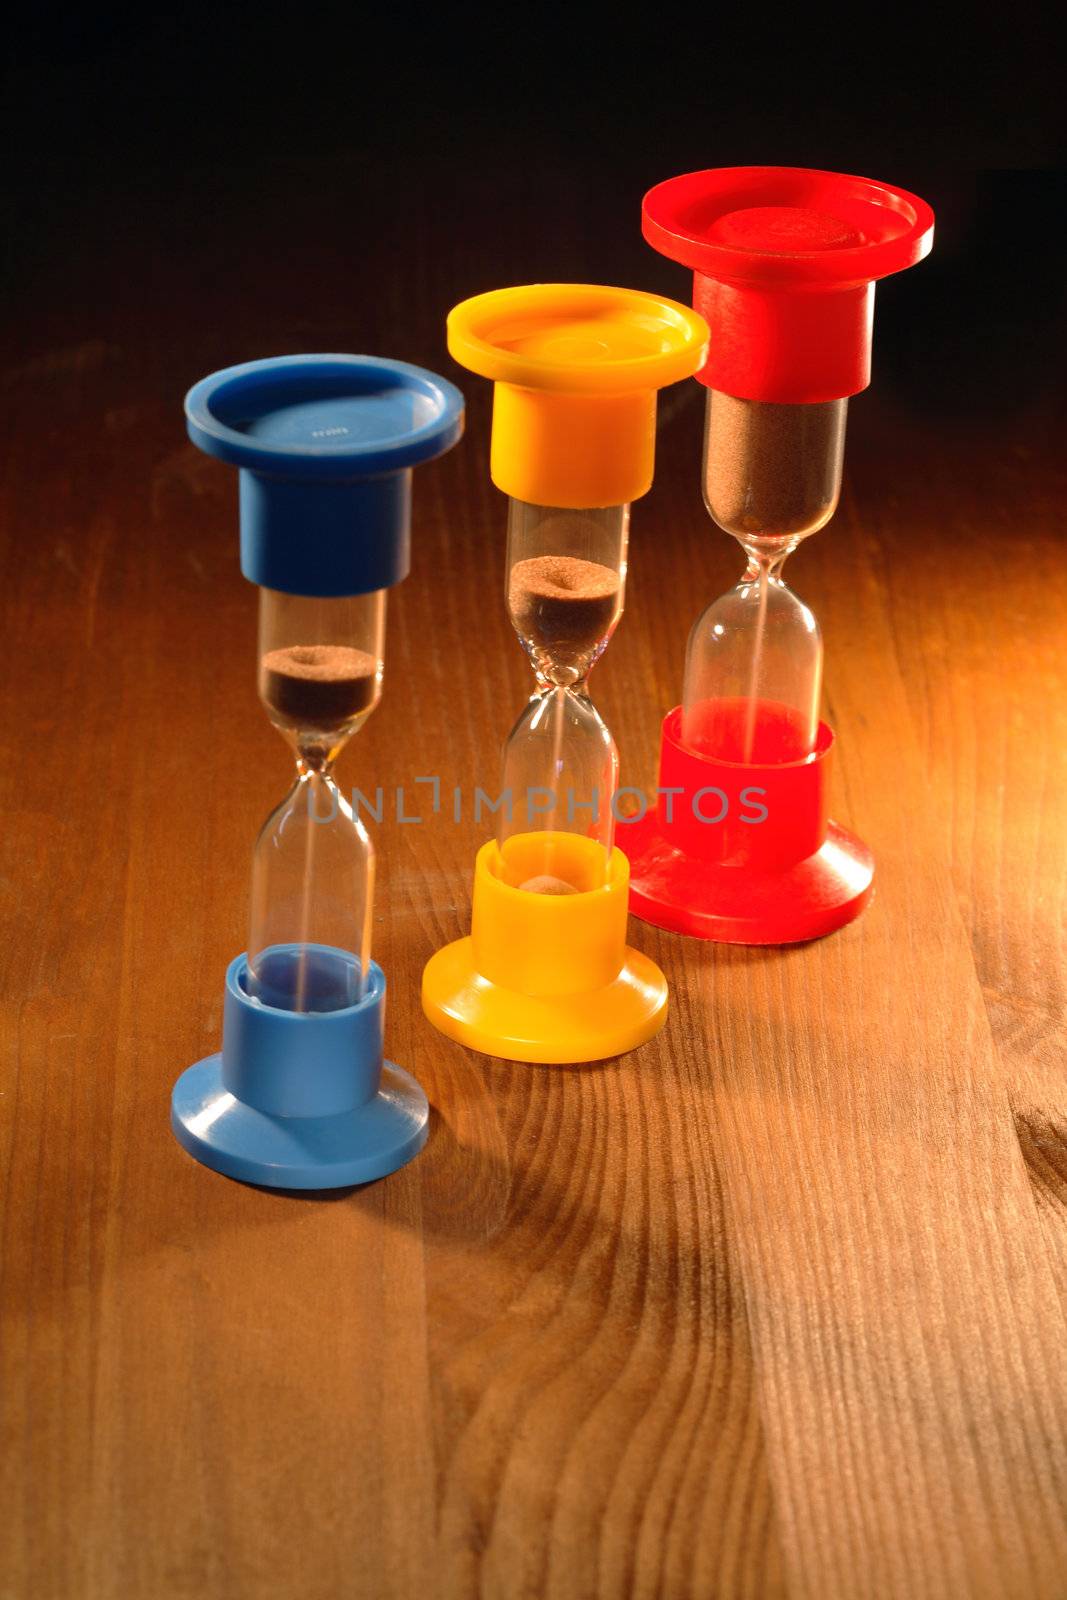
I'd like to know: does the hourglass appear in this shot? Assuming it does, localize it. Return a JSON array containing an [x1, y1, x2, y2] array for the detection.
[[422, 284, 708, 1061], [621, 167, 934, 942], [171, 354, 464, 1187]]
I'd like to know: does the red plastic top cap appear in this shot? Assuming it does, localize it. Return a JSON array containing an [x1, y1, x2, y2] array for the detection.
[[642, 167, 934, 402]]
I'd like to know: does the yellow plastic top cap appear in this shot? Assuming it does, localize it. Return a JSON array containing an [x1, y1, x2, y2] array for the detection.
[[447, 284, 709, 508]]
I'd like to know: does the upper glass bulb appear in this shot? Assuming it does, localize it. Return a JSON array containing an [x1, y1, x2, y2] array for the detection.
[[257, 587, 385, 769], [703, 390, 847, 550], [506, 500, 627, 688]]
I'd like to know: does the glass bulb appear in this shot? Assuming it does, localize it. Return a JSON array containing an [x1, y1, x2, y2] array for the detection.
[[246, 771, 373, 1012], [257, 587, 385, 768], [497, 687, 618, 890], [506, 499, 627, 688], [681, 563, 821, 762], [703, 390, 847, 552]]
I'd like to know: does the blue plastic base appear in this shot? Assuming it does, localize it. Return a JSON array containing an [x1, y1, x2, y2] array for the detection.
[[171, 1053, 428, 1189], [171, 951, 429, 1190]]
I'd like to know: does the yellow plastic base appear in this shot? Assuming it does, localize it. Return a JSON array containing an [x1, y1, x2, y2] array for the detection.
[[421, 835, 669, 1064], [422, 937, 668, 1064]]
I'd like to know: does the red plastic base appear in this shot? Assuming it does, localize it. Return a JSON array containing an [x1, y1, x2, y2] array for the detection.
[[617, 706, 874, 944], [620, 811, 873, 944]]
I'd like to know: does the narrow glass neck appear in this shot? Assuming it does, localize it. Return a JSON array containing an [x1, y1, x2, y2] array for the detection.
[[295, 756, 338, 785], [532, 667, 591, 695], [741, 548, 789, 585], [296, 750, 341, 780]]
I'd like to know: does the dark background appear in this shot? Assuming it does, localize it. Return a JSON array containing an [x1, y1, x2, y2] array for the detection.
[[3, 8, 1064, 440]]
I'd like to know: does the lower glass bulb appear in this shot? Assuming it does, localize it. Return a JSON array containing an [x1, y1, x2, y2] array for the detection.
[[497, 686, 618, 891], [246, 770, 373, 1013], [681, 566, 821, 762]]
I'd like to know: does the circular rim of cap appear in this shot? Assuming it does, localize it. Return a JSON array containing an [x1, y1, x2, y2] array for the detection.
[[446, 284, 710, 394], [642, 166, 935, 287], [184, 354, 465, 479]]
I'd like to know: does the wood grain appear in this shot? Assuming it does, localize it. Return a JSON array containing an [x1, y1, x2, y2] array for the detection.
[[857, 412, 1067, 1279], [1, 178, 1065, 1599]]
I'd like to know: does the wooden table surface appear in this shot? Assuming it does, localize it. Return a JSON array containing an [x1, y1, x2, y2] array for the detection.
[[1, 166, 1066, 1600]]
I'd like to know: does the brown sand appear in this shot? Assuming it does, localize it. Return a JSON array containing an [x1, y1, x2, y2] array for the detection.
[[517, 873, 579, 895], [261, 645, 378, 729], [509, 555, 620, 658], [705, 394, 844, 539]]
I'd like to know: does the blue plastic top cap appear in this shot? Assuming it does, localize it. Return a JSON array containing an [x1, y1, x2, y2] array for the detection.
[[184, 354, 465, 597]]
